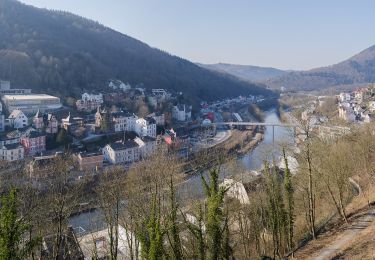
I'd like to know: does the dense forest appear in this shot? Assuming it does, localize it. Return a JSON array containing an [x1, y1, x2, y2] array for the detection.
[[0, 0, 273, 105]]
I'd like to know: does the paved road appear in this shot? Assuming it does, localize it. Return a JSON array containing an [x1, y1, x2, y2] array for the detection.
[[313, 207, 375, 260], [203, 129, 232, 148]]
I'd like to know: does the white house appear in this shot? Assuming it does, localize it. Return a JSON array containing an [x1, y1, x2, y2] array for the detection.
[[0, 114, 4, 132], [108, 80, 131, 91], [77, 225, 139, 259], [135, 118, 156, 138], [134, 136, 157, 159], [368, 101, 375, 111], [111, 112, 128, 132], [338, 106, 355, 122], [0, 143, 24, 162], [148, 112, 165, 126], [172, 104, 192, 122], [339, 93, 352, 102], [124, 114, 138, 132], [81, 93, 103, 103], [102, 140, 140, 164], [8, 109, 28, 129]]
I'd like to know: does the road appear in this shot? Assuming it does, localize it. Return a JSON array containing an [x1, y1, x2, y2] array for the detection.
[[198, 129, 232, 149], [312, 207, 375, 260]]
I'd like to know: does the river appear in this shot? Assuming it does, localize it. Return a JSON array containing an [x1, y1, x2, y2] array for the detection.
[[178, 110, 294, 200], [69, 110, 294, 230]]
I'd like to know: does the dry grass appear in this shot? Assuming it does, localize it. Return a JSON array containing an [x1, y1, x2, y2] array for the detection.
[[293, 173, 375, 259]]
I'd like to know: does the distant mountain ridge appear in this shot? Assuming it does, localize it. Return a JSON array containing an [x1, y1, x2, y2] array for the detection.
[[198, 63, 287, 82], [266, 45, 375, 91], [0, 0, 273, 105]]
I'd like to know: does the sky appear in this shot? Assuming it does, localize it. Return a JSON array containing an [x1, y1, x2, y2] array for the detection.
[[19, 0, 375, 70]]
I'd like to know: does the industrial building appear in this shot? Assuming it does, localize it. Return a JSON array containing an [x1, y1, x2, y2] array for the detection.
[[2, 94, 62, 114]]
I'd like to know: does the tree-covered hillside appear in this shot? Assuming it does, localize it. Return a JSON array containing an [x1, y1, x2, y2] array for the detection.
[[0, 0, 273, 104]]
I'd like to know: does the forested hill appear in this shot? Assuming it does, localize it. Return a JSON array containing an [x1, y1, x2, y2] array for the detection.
[[198, 63, 287, 82], [0, 0, 273, 104], [267, 45, 375, 91]]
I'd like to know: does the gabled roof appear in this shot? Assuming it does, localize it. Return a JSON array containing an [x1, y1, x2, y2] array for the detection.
[[26, 131, 46, 139], [8, 109, 26, 119], [34, 109, 42, 118]]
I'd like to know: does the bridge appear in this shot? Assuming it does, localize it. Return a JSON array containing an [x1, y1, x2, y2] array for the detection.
[[211, 122, 296, 127], [208, 121, 298, 143]]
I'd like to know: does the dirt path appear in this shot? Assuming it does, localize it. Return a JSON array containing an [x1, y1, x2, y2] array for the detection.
[[310, 208, 375, 260]]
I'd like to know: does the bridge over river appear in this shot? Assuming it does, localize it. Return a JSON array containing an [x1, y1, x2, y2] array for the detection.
[[210, 121, 297, 142]]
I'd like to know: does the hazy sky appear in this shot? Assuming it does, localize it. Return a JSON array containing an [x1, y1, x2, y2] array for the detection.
[[19, 0, 375, 70]]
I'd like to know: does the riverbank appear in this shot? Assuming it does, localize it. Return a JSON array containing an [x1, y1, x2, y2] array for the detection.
[[217, 127, 264, 156]]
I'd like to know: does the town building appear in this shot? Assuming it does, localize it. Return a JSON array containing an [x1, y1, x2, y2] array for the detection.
[[0, 80, 31, 95], [108, 79, 131, 91], [8, 109, 28, 129], [102, 140, 140, 164], [135, 118, 157, 138], [2, 94, 62, 114], [95, 108, 113, 131], [0, 114, 4, 132], [318, 125, 351, 140], [77, 225, 138, 259], [20, 131, 46, 156], [111, 111, 128, 132], [148, 112, 165, 126], [0, 136, 20, 148], [151, 89, 171, 100], [338, 106, 355, 122], [33, 110, 58, 133], [0, 143, 24, 162], [172, 104, 192, 122], [134, 136, 157, 159], [61, 113, 83, 133], [76, 93, 103, 112], [76, 152, 104, 172], [124, 114, 138, 132], [339, 93, 352, 103]]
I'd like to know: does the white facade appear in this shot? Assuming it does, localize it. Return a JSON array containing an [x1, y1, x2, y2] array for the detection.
[[81, 93, 103, 103], [8, 109, 28, 129], [0, 144, 24, 162], [111, 112, 133, 132], [134, 137, 157, 159], [102, 141, 140, 164], [148, 113, 165, 126], [124, 114, 138, 132], [2, 94, 62, 114], [135, 118, 156, 138], [0, 114, 4, 132], [172, 104, 192, 122], [77, 225, 139, 259], [339, 93, 351, 102], [108, 80, 131, 91], [338, 106, 355, 122]]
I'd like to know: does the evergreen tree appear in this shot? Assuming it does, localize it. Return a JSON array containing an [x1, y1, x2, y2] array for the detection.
[[138, 191, 165, 260], [167, 177, 182, 259], [264, 163, 287, 258], [201, 169, 229, 260], [0, 189, 39, 260]]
